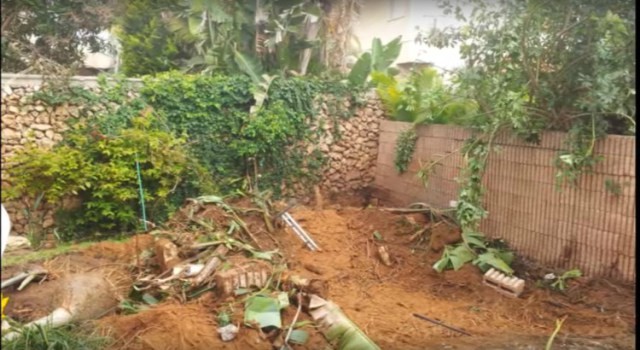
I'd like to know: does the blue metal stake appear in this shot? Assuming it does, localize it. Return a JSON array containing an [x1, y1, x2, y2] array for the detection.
[[135, 153, 148, 231]]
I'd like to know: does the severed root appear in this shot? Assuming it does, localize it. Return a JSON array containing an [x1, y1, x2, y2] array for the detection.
[[1, 267, 47, 290], [191, 245, 229, 287], [281, 274, 327, 297]]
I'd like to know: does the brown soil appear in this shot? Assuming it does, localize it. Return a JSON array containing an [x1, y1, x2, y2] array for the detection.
[[2, 234, 152, 322], [276, 206, 635, 349], [2, 203, 635, 349]]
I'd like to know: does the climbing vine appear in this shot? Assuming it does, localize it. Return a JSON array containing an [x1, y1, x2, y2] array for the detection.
[[394, 128, 418, 173], [5, 72, 365, 238]]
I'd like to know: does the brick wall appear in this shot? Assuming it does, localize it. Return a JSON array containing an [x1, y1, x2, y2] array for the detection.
[[373, 120, 636, 282]]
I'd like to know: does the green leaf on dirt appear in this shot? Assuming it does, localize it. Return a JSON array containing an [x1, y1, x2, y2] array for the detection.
[[474, 251, 513, 274], [433, 257, 450, 273], [433, 244, 475, 272], [244, 295, 282, 329], [373, 231, 383, 241], [251, 249, 279, 261], [293, 320, 315, 328], [289, 329, 310, 345], [276, 292, 290, 309], [561, 269, 582, 279], [488, 248, 514, 266], [449, 245, 475, 270], [141, 293, 159, 305], [195, 195, 225, 204]]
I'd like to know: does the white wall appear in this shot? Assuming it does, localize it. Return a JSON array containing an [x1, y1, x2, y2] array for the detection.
[[354, 0, 467, 73]]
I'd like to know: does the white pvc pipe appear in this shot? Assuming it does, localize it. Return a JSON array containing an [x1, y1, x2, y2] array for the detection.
[[2, 307, 74, 341]]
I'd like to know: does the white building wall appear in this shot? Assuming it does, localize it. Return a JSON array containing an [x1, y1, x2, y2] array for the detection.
[[354, 0, 467, 73]]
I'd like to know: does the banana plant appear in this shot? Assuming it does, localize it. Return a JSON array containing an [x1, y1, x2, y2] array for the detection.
[[260, 0, 324, 75], [233, 48, 275, 115], [166, 0, 257, 74], [166, 0, 325, 76], [347, 36, 403, 87], [372, 67, 479, 125]]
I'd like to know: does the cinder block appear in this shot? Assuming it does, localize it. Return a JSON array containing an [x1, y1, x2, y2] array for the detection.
[[482, 268, 525, 298]]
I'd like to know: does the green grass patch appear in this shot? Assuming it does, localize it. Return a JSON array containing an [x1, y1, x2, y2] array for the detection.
[[1, 242, 97, 268], [1, 323, 112, 350]]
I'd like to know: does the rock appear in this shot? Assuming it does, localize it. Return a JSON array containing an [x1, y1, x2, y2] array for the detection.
[[346, 170, 360, 181], [329, 152, 341, 160], [5, 235, 32, 251], [217, 324, 239, 342], [35, 105, 45, 112], [37, 138, 55, 148], [1, 128, 20, 140], [364, 107, 374, 117], [31, 124, 52, 131], [43, 216, 55, 228]]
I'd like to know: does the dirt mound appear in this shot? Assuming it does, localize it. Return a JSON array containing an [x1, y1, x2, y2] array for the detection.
[[98, 303, 225, 350], [84, 234, 155, 263]]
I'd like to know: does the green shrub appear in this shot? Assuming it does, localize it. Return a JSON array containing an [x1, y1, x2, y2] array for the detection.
[[372, 67, 478, 125], [394, 128, 417, 174], [1, 323, 111, 350], [5, 111, 215, 239]]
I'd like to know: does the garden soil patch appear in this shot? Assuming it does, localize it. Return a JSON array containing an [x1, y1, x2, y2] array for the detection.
[[2, 202, 635, 349]]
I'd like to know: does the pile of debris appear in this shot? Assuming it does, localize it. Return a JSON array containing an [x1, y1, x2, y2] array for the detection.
[[132, 194, 380, 349], [2, 193, 381, 349]]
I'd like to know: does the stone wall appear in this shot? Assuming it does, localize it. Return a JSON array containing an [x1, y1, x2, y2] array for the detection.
[[1, 75, 384, 235], [317, 92, 384, 193], [1, 82, 119, 235]]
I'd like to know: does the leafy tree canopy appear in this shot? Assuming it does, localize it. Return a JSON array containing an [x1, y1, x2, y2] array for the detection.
[[1, 0, 117, 73], [417, 0, 635, 136]]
